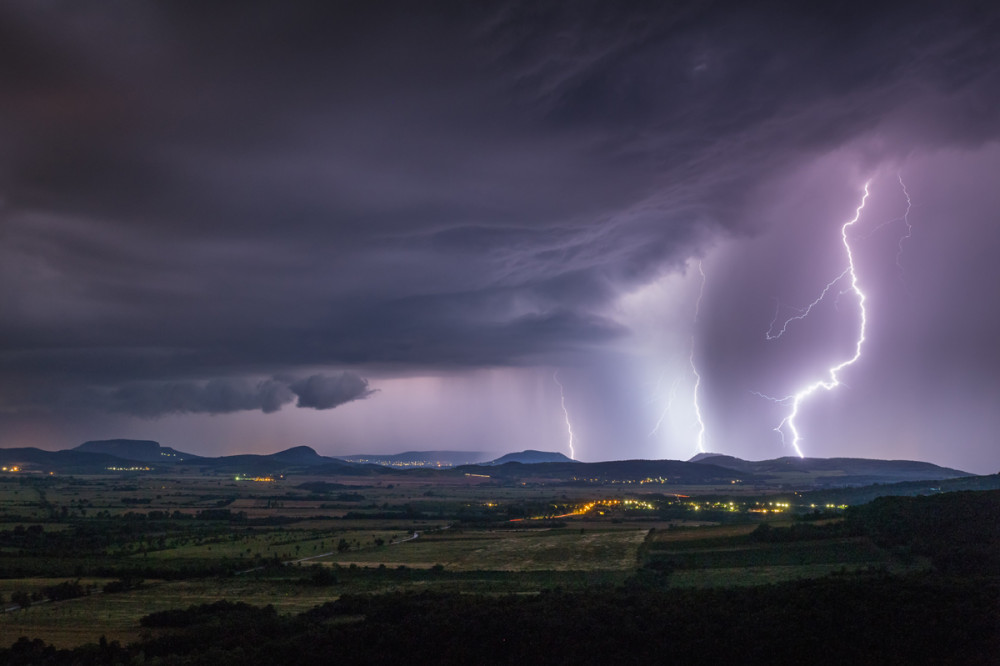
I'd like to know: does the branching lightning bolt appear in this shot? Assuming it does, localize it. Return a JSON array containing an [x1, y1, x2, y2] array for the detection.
[[690, 261, 707, 454], [768, 182, 872, 458], [552, 370, 576, 460]]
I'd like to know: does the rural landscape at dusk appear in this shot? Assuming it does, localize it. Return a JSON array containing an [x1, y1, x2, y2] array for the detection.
[[2, 1, 999, 663]]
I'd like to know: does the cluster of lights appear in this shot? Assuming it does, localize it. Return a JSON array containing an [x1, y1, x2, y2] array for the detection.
[[234, 475, 275, 482], [580, 499, 656, 511], [1, 466, 20, 472], [569, 476, 742, 486], [343, 458, 453, 468], [507, 496, 852, 519], [680, 499, 848, 514], [570, 477, 670, 484], [607, 477, 671, 485], [689, 500, 745, 513], [511, 498, 657, 521], [106, 466, 152, 471], [747, 500, 791, 513]]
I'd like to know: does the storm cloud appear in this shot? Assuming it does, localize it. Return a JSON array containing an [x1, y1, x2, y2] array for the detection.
[[290, 373, 376, 410], [2, 1, 999, 470], [76, 373, 375, 418], [104, 379, 294, 418]]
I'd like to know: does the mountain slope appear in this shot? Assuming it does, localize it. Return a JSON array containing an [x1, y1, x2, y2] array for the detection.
[[75, 439, 198, 462], [487, 450, 576, 465], [689, 454, 971, 484], [459, 458, 750, 484]]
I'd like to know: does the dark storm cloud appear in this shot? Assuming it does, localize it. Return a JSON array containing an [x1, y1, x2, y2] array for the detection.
[[1, 0, 999, 421], [290, 372, 376, 410], [68, 373, 373, 418], [105, 378, 294, 418]]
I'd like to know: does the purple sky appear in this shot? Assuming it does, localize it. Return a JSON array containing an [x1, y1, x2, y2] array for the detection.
[[2, 2, 999, 473]]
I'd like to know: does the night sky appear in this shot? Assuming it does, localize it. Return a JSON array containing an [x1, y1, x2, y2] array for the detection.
[[3, 1, 1000, 473]]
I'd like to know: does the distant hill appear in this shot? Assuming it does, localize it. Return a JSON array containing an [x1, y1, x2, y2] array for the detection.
[[458, 458, 750, 484], [486, 450, 576, 465], [0, 439, 981, 490], [689, 454, 972, 485], [270, 446, 327, 464], [0, 447, 132, 473], [688, 452, 733, 464], [0, 440, 362, 475], [75, 439, 197, 462], [199, 448, 367, 475]]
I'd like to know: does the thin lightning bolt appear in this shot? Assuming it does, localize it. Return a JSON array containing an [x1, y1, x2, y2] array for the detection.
[[552, 370, 576, 460], [648, 377, 679, 437], [766, 269, 851, 340], [853, 173, 914, 287], [646, 370, 669, 406], [690, 261, 707, 454], [770, 182, 872, 458], [895, 174, 913, 288]]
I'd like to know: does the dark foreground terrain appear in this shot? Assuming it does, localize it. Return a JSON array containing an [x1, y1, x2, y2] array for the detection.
[[6, 573, 996, 665], [0, 481, 997, 664]]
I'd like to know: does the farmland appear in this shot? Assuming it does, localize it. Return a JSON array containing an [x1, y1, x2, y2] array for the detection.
[[0, 468, 945, 650]]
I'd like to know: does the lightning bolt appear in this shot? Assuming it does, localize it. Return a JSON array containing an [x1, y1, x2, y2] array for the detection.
[[552, 370, 576, 460], [765, 269, 851, 340], [649, 261, 708, 453], [768, 182, 872, 458], [854, 173, 914, 287], [647, 376, 679, 437], [690, 261, 707, 454], [895, 174, 913, 288]]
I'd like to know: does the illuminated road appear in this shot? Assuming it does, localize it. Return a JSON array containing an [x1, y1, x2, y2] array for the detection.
[[510, 499, 657, 521]]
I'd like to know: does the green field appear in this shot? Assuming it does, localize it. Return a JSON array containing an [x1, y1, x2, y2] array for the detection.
[[0, 578, 343, 648], [0, 472, 920, 648], [320, 526, 648, 570]]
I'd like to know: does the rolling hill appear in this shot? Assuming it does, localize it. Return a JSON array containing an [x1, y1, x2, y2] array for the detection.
[[0, 440, 982, 490]]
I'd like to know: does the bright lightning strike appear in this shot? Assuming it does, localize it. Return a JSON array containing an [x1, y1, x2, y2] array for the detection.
[[552, 370, 576, 460], [769, 182, 872, 458]]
